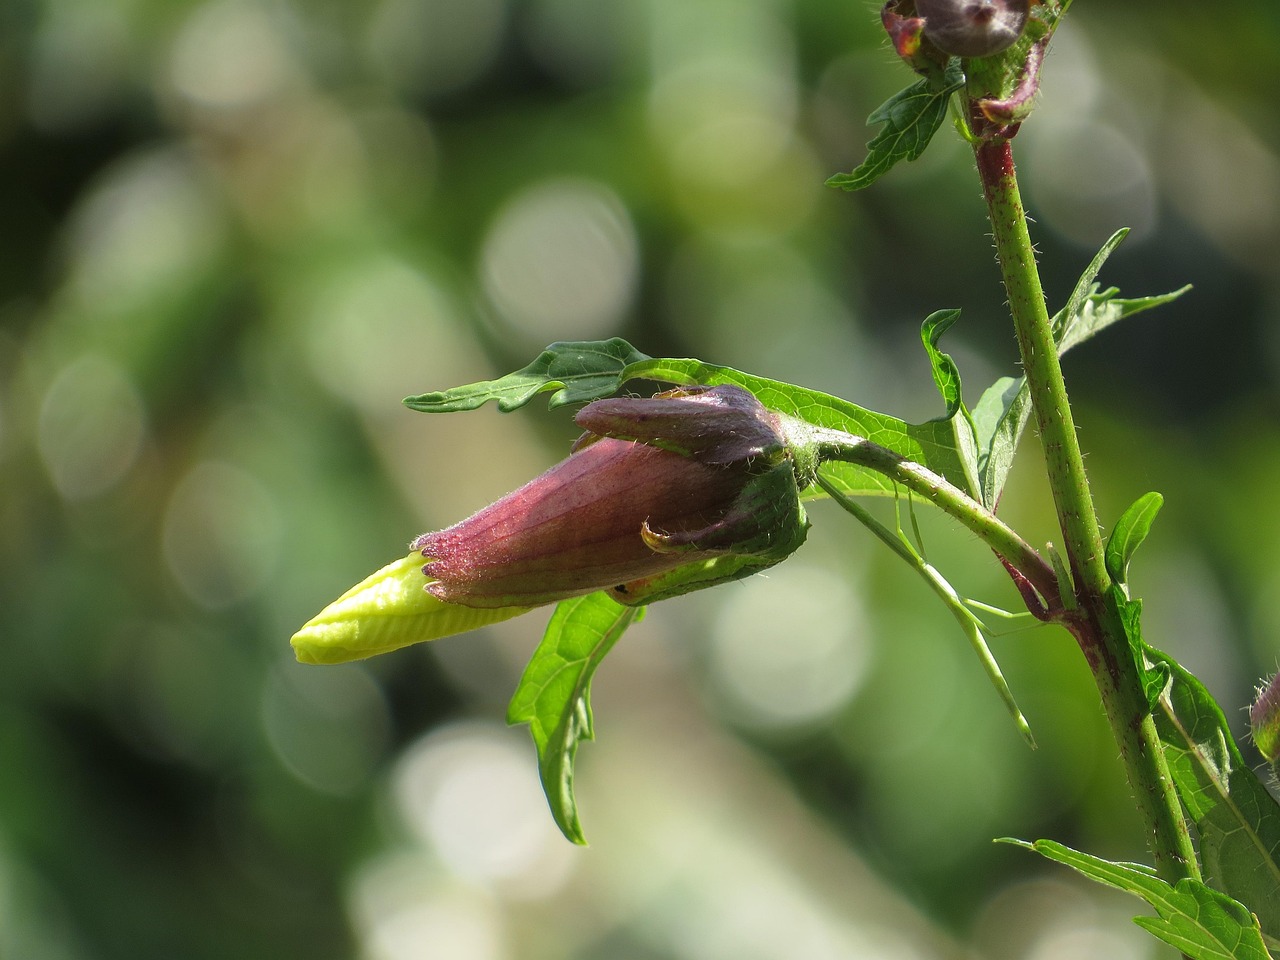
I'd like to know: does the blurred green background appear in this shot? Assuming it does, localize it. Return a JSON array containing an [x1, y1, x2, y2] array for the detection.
[[2, 1, 1279, 958]]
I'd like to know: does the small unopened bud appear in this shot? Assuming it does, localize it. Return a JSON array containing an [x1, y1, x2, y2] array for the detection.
[[914, 0, 1030, 59], [413, 384, 809, 609], [1250, 672, 1280, 763]]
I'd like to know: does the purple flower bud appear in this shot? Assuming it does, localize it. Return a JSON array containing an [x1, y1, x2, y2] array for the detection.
[[1250, 672, 1280, 764], [413, 385, 808, 609]]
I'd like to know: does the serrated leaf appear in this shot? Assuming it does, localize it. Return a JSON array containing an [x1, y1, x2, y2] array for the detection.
[[1146, 646, 1280, 948], [1005, 838, 1271, 960], [825, 64, 963, 192], [291, 552, 532, 664], [621, 356, 976, 500], [972, 229, 1190, 508], [403, 338, 650, 413], [507, 592, 641, 844], [1105, 491, 1164, 587]]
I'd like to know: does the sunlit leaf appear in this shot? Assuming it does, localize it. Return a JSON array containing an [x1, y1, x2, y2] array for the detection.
[[1146, 646, 1280, 950], [826, 63, 964, 192], [973, 230, 1190, 508], [1105, 491, 1164, 587], [507, 592, 642, 844], [403, 338, 650, 413], [1006, 838, 1271, 960]]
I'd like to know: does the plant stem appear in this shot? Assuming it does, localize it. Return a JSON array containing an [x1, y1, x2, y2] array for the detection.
[[973, 135, 1200, 883], [793, 421, 1060, 610]]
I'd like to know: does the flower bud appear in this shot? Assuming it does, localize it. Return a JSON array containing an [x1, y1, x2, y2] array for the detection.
[[414, 385, 809, 609], [914, 0, 1030, 59], [1250, 672, 1280, 763]]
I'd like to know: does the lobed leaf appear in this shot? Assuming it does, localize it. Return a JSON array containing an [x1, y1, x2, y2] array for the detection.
[[973, 230, 1190, 508], [1146, 646, 1280, 949], [825, 62, 964, 192], [1006, 838, 1271, 960], [507, 592, 642, 844], [403, 338, 650, 413]]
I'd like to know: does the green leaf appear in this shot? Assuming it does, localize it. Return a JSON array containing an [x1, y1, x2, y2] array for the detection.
[[919, 309, 981, 497], [403, 338, 650, 413], [291, 552, 532, 664], [407, 340, 982, 501], [1105, 491, 1164, 587], [972, 230, 1190, 508], [1146, 646, 1280, 950], [825, 63, 964, 192], [507, 592, 641, 844], [920, 309, 966, 418], [1005, 838, 1271, 960], [622, 356, 977, 500]]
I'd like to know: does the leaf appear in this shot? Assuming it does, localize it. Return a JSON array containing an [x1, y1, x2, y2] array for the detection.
[[972, 229, 1190, 508], [507, 592, 642, 844], [1005, 838, 1271, 960], [1105, 491, 1164, 587], [920, 309, 966, 418], [1146, 646, 1280, 948], [919, 309, 981, 497], [825, 63, 964, 192], [291, 552, 532, 664], [403, 338, 650, 413], [622, 356, 977, 500]]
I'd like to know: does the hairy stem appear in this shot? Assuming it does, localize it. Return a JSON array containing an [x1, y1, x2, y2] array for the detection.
[[792, 421, 1060, 610], [974, 135, 1199, 883]]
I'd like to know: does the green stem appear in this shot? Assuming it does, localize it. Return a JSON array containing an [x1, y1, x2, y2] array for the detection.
[[816, 471, 1036, 748], [974, 136, 1199, 884], [790, 420, 1060, 611]]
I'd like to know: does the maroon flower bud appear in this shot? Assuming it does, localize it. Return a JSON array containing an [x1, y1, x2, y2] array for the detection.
[[915, 0, 1030, 59], [413, 385, 809, 609]]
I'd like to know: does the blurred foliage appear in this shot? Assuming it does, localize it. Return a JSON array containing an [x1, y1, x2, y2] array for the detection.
[[2, 1, 1280, 958]]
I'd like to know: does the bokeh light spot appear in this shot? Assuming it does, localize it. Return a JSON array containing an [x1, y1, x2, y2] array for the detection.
[[262, 661, 391, 797], [162, 461, 282, 609], [707, 564, 869, 731], [480, 179, 639, 346], [37, 354, 146, 500], [391, 722, 575, 893], [365, 0, 507, 97]]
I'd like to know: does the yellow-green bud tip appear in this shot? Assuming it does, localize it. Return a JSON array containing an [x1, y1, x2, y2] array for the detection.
[[291, 552, 531, 664]]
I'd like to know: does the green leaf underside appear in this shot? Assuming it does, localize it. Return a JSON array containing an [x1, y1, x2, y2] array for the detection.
[[972, 229, 1190, 508], [403, 338, 651, 413], [1006, 838, 1271, 960], [1105, 491, 1164, 587], [1146, 646, 1280, 949], [507, 592, 642, 844], [826, 63, 964, 192]]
